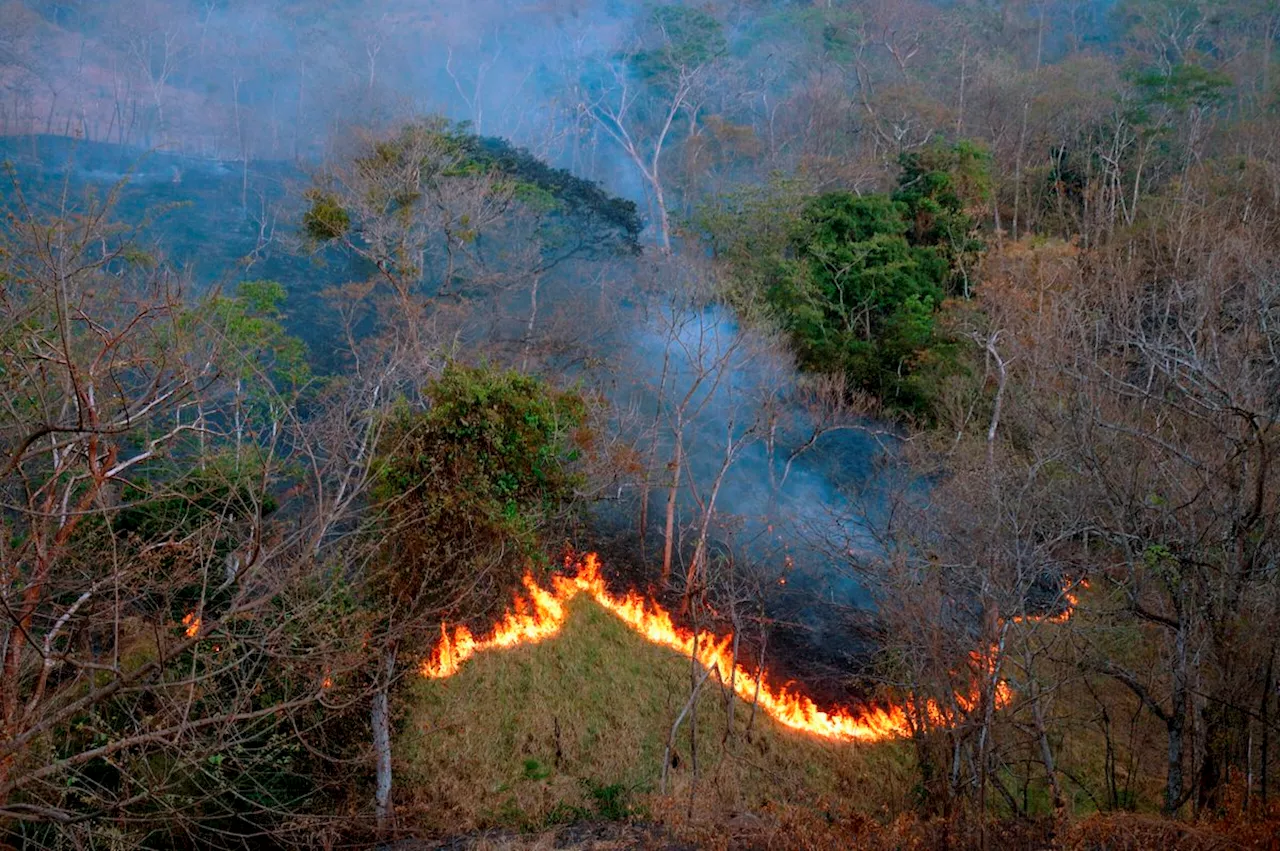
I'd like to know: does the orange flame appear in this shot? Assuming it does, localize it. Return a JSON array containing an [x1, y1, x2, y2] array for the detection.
[[1010, 578, 1083, 625], [421, 554, 1076, 742], [182, 612, 201, 638]]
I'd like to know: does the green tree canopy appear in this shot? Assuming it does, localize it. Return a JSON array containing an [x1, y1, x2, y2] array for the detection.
[[772, 192, 949, 414], [371, 364, 588, 624], [628, 5, 726, 85], [893, 140, 991, 297]]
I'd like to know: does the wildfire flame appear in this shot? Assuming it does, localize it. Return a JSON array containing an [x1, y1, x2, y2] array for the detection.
[[1010, 578, 1085, 625], [182, 612, 201, 638], [422, 554, 1078, 742]]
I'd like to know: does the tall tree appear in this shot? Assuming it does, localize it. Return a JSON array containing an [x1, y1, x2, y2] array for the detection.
[[582, 4, 725, 250]]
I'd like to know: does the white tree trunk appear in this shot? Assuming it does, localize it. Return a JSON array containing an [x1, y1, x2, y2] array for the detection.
[[372, 644, 397, 832]]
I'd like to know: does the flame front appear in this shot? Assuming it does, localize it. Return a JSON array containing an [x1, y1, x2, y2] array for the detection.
[[425, 574, 565, 678], [422, 554, 1074, 742]]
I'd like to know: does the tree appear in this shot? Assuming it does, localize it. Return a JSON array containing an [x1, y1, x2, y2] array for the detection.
[[581, 4, 725, 251], [0, 175, 360, 842], [110, 0, 192, 147], [704, 188, 953, 416], [0, 3, 48, 137], [974, 187, 1280, 815], [306, 117, 639, 372], [894, 140, 992, 297], [361, 363, 588, 830], [305, 118, 509, 346]]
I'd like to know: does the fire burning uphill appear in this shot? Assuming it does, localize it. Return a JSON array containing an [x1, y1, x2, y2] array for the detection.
[[422, 554, 1070, 743]]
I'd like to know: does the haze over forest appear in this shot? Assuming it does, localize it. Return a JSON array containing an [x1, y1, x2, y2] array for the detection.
[[1, 0, 1278, 848]]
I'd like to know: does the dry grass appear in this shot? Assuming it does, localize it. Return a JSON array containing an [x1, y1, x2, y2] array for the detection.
[[413, 822, 693, 850], [396, 592, 1280, 849], [397, 596, 912, 836]]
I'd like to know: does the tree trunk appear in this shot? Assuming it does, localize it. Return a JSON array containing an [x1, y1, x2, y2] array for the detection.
[[653, 178, 672, 252], [1167, 713, 1186, 815], [521, 274, 540, 372], [662, 435, 682, 584], [1166, 621, 1189, 815], [372, 644, 397, 832], [1261, 646, 1274, 809], [1031, 683, 1065, 813], [661, 653, 713, 795]]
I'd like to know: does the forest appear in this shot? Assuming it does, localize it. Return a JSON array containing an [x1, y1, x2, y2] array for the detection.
[[1, 0, 1278, 848]]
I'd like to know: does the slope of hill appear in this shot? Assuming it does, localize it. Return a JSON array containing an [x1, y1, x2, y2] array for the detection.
[[397, 596, 914, 839]]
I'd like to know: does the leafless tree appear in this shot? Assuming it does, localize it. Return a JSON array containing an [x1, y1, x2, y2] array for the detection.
[[0, 173, 374, 844]]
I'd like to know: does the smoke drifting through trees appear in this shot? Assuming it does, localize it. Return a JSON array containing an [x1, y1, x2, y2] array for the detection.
[[0, 1, 1132, 216], [4, 0, 1280, 845]]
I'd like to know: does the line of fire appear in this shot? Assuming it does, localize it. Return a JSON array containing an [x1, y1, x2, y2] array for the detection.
[[419, 553, 1082, 743]]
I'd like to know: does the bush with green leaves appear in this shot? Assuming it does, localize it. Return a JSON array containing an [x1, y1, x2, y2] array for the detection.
[[371, 363, 589, 624], [695, 144, 991, 418], [302, 190, 351, 242], [893, 140, 991, 297]]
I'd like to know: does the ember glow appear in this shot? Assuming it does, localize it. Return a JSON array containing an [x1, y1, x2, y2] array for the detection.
[[422, 553, 1074, 742]]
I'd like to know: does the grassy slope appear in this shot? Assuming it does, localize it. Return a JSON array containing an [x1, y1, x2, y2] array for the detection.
[[397, 596, 914, 835], [396, 584, 1266, 847]]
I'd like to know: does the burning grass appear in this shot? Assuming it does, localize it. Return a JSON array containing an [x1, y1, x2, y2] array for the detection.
[[398, 594, 914, 835], [396, 576, 1280, 848], [420, 554, 1011, 742]]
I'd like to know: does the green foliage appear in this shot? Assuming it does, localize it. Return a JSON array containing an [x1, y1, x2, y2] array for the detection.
[[738, 6, 862, 65], [1131, 62, 1232, 112], [584, 779, 640, 820], [523, 757, 553, 781], [538, 779, 641, 825], [372, 364, 588, 617], [690, 177, 809, 307], [696, 175, 982, 418], [772, 193, 950, 415], [120, 245, 158, 268], [205, 279, 311, 390], [630, 5, 726, 82], [302, 189, 350, 241], [893, 140, 991, 296]]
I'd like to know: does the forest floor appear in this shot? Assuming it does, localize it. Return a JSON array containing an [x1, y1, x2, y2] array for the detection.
[[393, 595, 1280, 849]]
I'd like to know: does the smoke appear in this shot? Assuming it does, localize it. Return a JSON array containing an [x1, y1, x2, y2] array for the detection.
[[2, 1, 654, 186], [5, 0, 921, 683], [601, 296, 899, 673]]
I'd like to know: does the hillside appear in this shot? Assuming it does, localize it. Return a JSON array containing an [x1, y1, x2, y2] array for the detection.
[[5, 0, 1280, 845], [398, 596, 913, 839], [396, 592, 1280, 850]]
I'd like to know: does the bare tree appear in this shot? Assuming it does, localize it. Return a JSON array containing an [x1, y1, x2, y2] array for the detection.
[[0, 175, 370, 843], [580, 6, 724, 251], [113, 2, 192, 148]]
